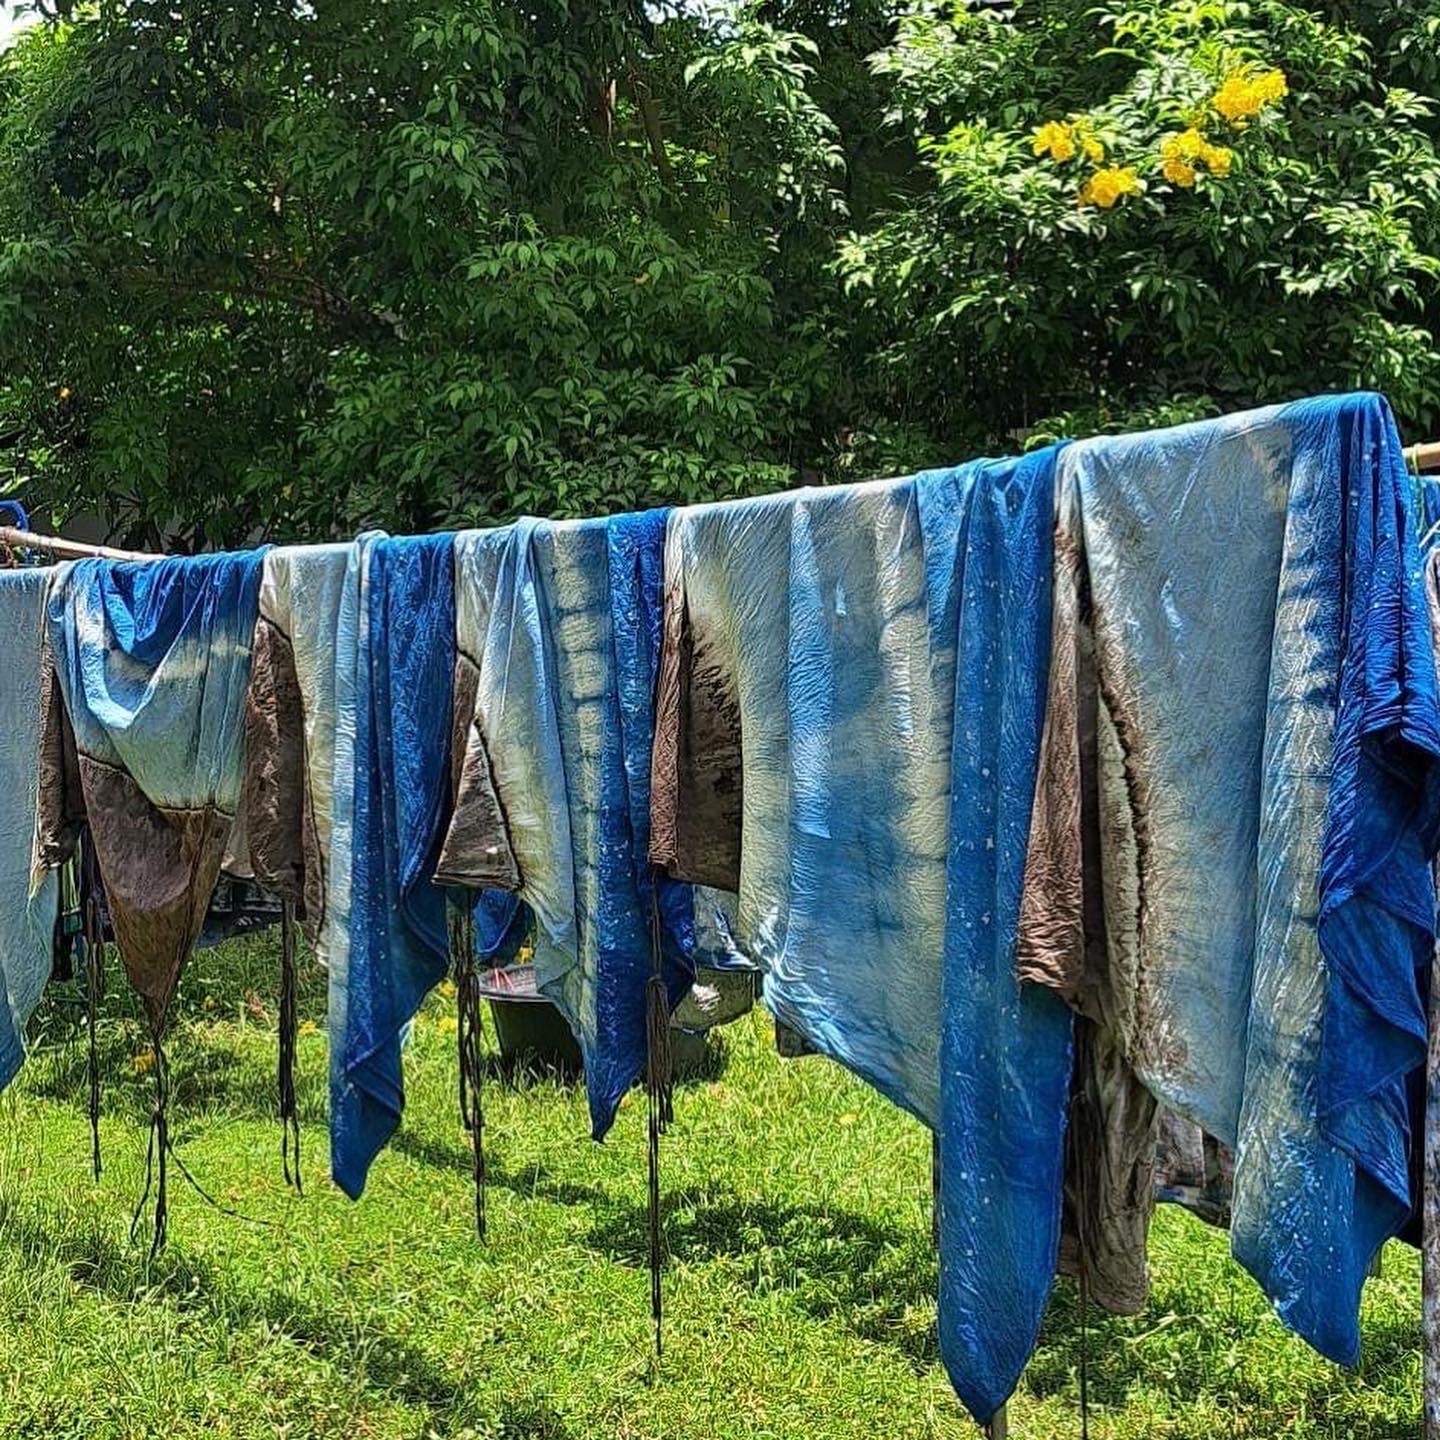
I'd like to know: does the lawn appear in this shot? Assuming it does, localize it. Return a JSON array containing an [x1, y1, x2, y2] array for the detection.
[[0, 932, 1422, 1439]]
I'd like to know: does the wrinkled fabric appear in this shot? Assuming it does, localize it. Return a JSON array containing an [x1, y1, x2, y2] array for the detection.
[[328, 533, 456, 1199], [1020, 393, 1440, 1365], [1154, 1111, 1233, 1228], [648, 459, 1070, 1423], [918, 451, 1074, 1423], [439, 512, 692, 1139], [242, 544, 351, 947], [650, 477, 953, 1123], [34, 552, 264, 1035], [0, 568, 60, 1088]]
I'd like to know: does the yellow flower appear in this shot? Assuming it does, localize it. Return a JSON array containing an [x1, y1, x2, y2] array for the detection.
[[437, 1016, 458, 1036], [439, 980, 457, 1000], [1159, 129, 1234, 185], [1031, 120, 1076, 163], [1212, 68, 1288, 125], [1201, 142, 1233, 176], [58, 386, 71, 401], [299, 1020, 320, 1038], [1161, 128, 1206, 163], [1082, 135, 1105, 164], [1079, 166, 1140, 209], [132, 1050, 155, 1075]]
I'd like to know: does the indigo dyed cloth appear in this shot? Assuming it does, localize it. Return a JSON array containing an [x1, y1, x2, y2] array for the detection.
[[918, 451, 1073, 1423], [242, 544, 352, 949], [0, 568, 60, 1088], [34, 552, 265, 1036], [328, 533, 456, 1199], [1019, 393, 1440, 1366], [650, 477, 956, 1124], [437, 512, 694, 1139]]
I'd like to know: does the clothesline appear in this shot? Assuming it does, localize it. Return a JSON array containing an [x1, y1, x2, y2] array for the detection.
[[0, 524, 157, 563], [4, 429, 1439, 569]]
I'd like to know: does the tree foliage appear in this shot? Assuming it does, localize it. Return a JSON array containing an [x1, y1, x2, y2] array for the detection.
[[0, 0, 1437, 546]]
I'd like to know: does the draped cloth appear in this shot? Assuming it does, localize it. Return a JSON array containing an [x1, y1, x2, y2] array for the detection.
[[33, 552, 265, 1035], [918, 452, 1072, 1423], [648, 458, 1071, 1422], [242, 544, 352, 948], [1019, 393, 1440, 1366], [650, 478, 954, 1123], [438, 512, 694, 1140], [0, 568, 60, 1089], [327, 533, 456, 1199]]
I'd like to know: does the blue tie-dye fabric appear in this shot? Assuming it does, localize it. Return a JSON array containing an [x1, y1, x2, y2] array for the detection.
[[448, 512, 692, 1140], [1049, 393, 1440, 1368], [0, 569, 59, 1089], [658, 478, 952, 1123], [330, 532, 456, 1199], [917, 450, 1073, 1425], [41, 551, 265, 1029]]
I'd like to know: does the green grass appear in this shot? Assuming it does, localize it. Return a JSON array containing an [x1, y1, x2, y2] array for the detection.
[[0, 932, 1422, 1439]]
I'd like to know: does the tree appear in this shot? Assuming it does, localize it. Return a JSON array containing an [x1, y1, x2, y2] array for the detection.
[[840, 0, 1440, 455], [0, 0, 856, 546]]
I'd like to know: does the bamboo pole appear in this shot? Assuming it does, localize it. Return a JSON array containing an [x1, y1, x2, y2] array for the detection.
[[0, 526, 159, 562], [1412, 441, 1440, 474]]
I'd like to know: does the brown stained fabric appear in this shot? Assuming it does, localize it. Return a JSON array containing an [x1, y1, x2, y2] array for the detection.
[[242, 615, 326, 942], [35, 655, 87, 878], [79, 757, 232, 1033], [1021, 514, 1158, 1315], [36, 653, 237, 1036], [434, 653, 522, 892], [648, 556, 743, 891]]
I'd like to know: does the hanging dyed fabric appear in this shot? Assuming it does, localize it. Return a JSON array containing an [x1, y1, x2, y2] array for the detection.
[[240, 542, 354, 1186], [1017, 393, 1440, 1366], [33, 551, 265, 1245], [649, 477, 954, 1124], [917, 451, 1073, 1425], [0, 567, 60, 1090], [326, 532, 456, 1199], [648, 455, 1072, 1424], [242, 543, 353, 946], [437, 511, 695, 1140]]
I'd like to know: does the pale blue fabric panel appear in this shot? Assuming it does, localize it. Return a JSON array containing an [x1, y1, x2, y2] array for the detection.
[[0, 568, 59, 1088], [661, 479, 951, 1125]]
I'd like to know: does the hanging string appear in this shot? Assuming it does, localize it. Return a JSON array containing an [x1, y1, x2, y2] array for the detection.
[[1078, 1262, 1091, 1440], [277, 899, 302, 1193], [645, 888, 673, 1360], [129, 1032, 169, 1259], [450, 901, 486, 1240], [81, 837, 106, 1181]]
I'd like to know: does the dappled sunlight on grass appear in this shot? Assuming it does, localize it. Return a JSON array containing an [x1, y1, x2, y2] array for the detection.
[[0, 932, 1421, 1438]]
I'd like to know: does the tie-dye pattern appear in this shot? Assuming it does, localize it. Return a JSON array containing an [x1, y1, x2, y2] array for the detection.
[[654, 477, 955, 1123], [37, 552, 264, 1033], [0, 568, 59, 1088], [329, 533, 456, 1198], [445, 513, 693, 1140], [1053, 394, 1440, 1364]]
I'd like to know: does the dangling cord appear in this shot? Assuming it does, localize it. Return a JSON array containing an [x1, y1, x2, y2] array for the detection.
[[1078, 1261, 1091, 1440], [129, 1032, 169, 1259], [644, 889, 673, 1360], [451, 901, 485, 1239], [81, 849, 105, 1181], [278, 900, 302, 1193]]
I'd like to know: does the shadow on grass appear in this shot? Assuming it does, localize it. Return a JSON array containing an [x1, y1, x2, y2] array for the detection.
[[0, 1197, 581, 1434]]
